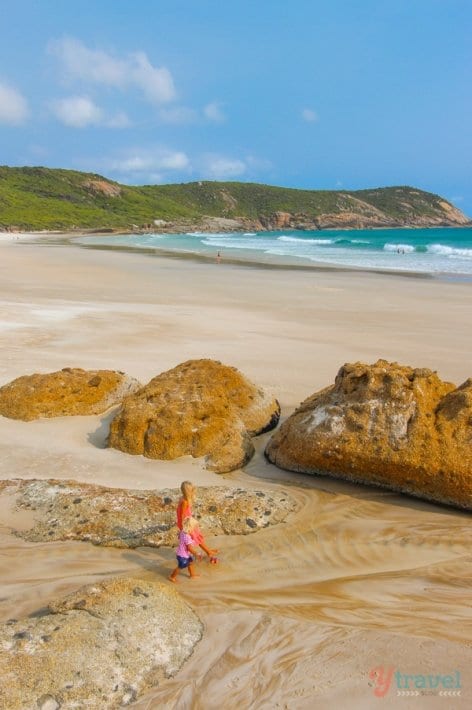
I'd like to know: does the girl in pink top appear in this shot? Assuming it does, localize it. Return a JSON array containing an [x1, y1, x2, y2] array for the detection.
[[169, 517, 201, 582], [176, 481, 218, 560]]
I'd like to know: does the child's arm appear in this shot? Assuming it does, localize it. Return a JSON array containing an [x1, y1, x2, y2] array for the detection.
[[187, 543, 202, 560]]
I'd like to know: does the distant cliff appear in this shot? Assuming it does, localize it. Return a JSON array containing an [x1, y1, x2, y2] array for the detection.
[[0, 166, 469, 232]]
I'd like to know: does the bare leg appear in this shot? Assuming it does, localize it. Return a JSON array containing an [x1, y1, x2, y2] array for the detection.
[[169, 567, 179, 583], [188, 562, 200, 579]]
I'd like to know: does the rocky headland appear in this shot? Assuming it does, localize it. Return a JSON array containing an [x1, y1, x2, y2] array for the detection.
[[265, 360, 472, 510], [0, 577, 203, 709], [109, 359, 280, 472], [0, 166, 469, 232]]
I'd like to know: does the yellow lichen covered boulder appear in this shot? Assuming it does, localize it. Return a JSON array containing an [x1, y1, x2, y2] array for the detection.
[[0, 367, 141, 420], [109, 359, 280, 472], [265, 360, 472, 510]]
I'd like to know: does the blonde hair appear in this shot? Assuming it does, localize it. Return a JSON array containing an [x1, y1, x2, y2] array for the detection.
[[180, 480, 194, 502], [182, 516, 198, 533]]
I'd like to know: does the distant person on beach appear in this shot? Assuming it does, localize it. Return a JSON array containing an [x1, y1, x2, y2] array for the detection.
[[177, 480, 218, 560], [169, 517, 201, 582], [216, 250, 221, 264]]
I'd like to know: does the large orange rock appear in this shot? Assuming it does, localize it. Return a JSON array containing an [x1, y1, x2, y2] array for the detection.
[[0, 368, 141, 420], [265, 360, 472, 510], [109, 359, 280, 472]]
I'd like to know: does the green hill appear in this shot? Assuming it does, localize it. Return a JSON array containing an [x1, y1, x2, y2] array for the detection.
[[0, 166, 468, 231]]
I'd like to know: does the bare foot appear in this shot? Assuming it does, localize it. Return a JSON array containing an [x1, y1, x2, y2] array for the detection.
[[168, 576, 178, 583], [189, 573, 200, 579]]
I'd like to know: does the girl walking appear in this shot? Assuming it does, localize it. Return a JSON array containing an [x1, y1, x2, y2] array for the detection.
[[169, 517, 201, 582], [177, 481, 218, 560]]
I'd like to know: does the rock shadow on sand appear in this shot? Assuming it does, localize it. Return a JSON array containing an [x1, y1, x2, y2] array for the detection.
[[87, 409, 119, 449]]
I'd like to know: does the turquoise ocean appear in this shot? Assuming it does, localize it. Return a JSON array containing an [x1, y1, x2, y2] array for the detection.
[[78, 226, 472, 277]]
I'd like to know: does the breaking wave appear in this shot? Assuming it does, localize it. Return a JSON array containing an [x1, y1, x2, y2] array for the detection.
[[277, 236, 333, 245]]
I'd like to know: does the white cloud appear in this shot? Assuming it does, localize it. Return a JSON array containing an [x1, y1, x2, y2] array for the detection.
[[107, 111, 131, 128], [51, 96, 103, 128], [111, 155, 152, 172], [158, 152, 190, 170], [108, 148, 190, 175], [130, 51, 175, 103], [205, 156, 247, 179], [158, 106, 198, 124], [302, 108, 318, 123], [204, 101, 226, 123], [159, 102, 225, 125], [49, 37, 176, 104], [245, 155, 273, 172], [49, 37, 125, 86], [148, 172, 164, 184], [0, 80, 29, 124], [51, 96, 130, 129], [199, 153, 271, 180]]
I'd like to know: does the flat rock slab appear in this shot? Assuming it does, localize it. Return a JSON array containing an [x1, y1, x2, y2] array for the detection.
[[0, 367, 141, 420], [0, 479, 296, 548], [0, 577, 202, 710]]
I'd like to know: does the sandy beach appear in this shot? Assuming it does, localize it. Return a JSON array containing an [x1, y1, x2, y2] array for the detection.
[[0, 235, 471, 708]]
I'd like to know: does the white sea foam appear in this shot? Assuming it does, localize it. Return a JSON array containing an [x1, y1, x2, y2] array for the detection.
[[427, 243, 472, 258], [197, 233, 236, 240], [243, 232, 257, 236], [277, 236, 333, 245], [384, 243, 416, 253], [202, 236, 271, 251]]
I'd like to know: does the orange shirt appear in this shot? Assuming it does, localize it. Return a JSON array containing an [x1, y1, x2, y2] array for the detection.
[[176, 498, 191, 530]]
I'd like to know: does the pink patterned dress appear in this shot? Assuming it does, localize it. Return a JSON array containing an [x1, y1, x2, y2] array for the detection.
[[176, 498, 204, 545]]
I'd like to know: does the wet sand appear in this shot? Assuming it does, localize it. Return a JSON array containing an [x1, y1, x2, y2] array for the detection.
[[0, 236, 471, 708]]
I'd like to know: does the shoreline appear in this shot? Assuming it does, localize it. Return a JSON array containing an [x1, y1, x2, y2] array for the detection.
[[10, 229, 472, 283], [2, 219, 471, 238]]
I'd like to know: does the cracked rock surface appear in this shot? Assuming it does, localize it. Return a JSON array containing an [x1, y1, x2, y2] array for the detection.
[[0, 479, 296, 547], [0, 577, 203, 710]]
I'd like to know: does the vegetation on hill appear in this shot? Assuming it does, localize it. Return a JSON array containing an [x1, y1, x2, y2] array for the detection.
[[0, 166, 468, 231]]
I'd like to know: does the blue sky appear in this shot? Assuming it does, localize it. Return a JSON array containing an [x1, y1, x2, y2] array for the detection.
[[1, 0, 471, 214]]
